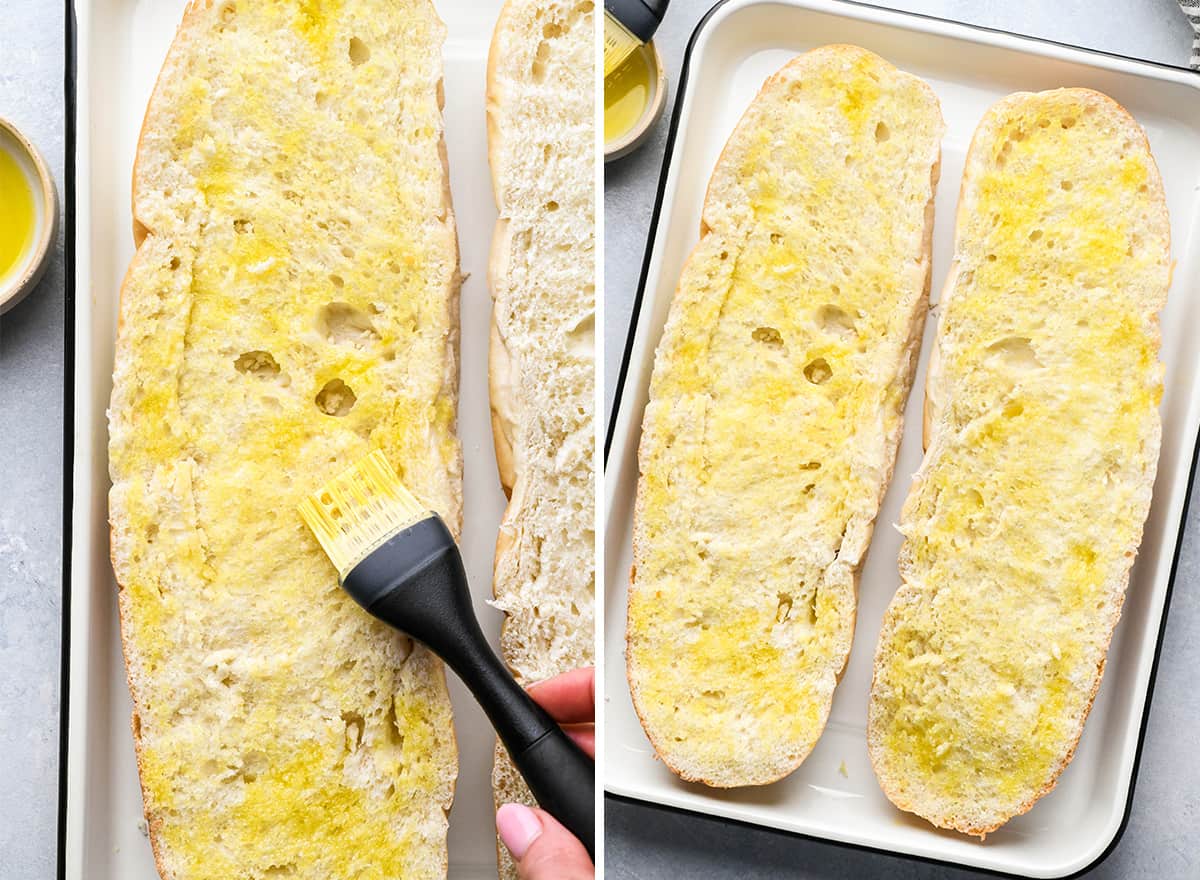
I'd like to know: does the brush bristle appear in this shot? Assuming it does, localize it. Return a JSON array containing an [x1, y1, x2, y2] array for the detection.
[[298, 450, 430, 579]]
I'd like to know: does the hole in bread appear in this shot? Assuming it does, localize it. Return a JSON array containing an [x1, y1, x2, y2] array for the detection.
[[805, 590, 818, 625], [318, 302, 380, 348], [770, 232, 783, 245], [568, 312, 594, 355], [776, 593, 793, 624], [341, 245, 356, 259], [816, 304, 856, 339], [799, 461, 821, 471], [396, 637, 413, 664], [986, 254, 997, 262], [316, 379, 356, 416], [234, 350, 281, 378], [1061, 117, 1076, 129], [719, 251, 729, 261], [387, 260, 403, 274], [315, 90, 330, 109], [330, 274, 344, 289], [263, 865, 297, 877], [1138, 183, 1149, 193], [348, 37, 371, 67], [804, 358, 832, 385], [233, 218, 253, 234], [544, 200, 560, 212], [168, 256, 181, 271], [987, 336, 1042, 370], [239, 751, 268, 784], [1060, 180, 1074, 191], [874, 121, 890, 143], [1003, 400, 1024, 419], [531, 40, 552, 82], [1029, 229, 1043, 242], [216, 2, 237, 30], [383, 701, 407, 754], [751, 326, 784, 349], [342, 711, 365, 752]]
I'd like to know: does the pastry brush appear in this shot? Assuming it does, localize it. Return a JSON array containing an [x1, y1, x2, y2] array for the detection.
[[298, 451, 594, 857]]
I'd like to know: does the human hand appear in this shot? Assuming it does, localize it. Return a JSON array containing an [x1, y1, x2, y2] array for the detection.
[[496, 666, 595, 880]]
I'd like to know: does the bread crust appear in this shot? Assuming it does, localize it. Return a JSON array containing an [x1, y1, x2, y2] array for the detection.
[[868, 88, 1170, 837], [627, 44, 943, 787], [110, 2, 461, 875]]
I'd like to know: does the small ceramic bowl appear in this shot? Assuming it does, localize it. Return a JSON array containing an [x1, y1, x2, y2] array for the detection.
[[0, 116, 58, 315], [604, 41, 668, 163]]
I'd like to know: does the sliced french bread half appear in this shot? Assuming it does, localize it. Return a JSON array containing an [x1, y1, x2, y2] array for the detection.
[[485, 0, 595, 874], [627, 45, 943, 788], [108, 2, 461, 877], [868, 88, 1170, 837]]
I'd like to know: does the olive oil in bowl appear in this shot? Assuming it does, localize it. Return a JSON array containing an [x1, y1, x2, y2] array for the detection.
[[0, 145, 35, 282]]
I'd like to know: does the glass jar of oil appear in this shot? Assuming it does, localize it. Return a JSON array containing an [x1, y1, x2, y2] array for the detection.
[[0, 147, 35, 282]]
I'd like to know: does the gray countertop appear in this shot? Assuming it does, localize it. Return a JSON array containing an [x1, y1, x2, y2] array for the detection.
[[0, 0, 1197, 877], [603, 1, 1199, 879], [0, 1, 67, 876]]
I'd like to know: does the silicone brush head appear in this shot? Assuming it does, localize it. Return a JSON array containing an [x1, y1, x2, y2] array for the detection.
[[297, 450, 430, 581]]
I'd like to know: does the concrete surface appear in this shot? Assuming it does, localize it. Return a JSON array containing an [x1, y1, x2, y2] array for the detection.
[[0, 2, 67, 877], [603, 1, 1199, 878]]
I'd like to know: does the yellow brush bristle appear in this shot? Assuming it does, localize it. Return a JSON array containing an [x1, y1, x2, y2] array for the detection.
[[297, 450, 429, 580]]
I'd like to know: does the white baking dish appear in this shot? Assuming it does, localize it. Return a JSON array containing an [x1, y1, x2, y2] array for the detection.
[[603, 1, 1200, 876], [63, 1, 515, 877]]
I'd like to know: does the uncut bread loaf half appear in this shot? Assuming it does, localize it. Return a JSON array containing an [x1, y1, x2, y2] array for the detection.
[[108, 2, 461, 877], [868, 89, 1170, 837], [486, 0, 595, 873], [627, 45, 943, 788]]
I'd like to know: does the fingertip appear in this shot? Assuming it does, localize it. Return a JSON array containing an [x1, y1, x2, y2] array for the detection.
[[496, 803, 543, 861]]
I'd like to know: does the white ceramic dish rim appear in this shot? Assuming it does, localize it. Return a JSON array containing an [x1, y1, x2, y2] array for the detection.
[[603, 1, 1200, 878], [59, 2, 518, 878]]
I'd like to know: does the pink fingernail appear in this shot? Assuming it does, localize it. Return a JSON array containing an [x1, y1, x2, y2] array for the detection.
[[496, 803, 543, 860]]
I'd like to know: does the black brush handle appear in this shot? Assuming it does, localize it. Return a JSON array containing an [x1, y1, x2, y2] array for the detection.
[[344, 519, 595, 859]]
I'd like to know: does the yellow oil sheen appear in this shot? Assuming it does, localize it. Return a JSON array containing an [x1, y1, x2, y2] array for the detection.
[[604, 45, 653, 143], [110, 3, 457, 876], [0, 148, 35, 281], [873, 93, 1166, 819], [628, 47, 941, 782]]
